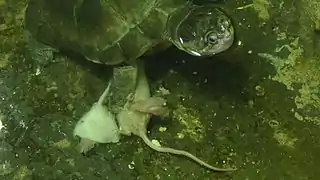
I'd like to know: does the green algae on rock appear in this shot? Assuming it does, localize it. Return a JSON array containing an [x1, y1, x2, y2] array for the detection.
[[259, 37, 320, 125]]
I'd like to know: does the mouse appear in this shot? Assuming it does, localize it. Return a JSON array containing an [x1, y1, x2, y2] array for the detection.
[[117, 61, 236, 172]]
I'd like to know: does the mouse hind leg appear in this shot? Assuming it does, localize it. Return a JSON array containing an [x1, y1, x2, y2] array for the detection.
[[131, 97, 170, 117]]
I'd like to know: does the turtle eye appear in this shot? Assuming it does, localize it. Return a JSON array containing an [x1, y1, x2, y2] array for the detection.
[[206, 33, 218, 45]]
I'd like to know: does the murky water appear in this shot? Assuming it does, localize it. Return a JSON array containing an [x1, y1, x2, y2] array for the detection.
[[0, 0, 319, 179]]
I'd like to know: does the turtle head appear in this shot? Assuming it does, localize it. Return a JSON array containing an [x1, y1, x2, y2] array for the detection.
[[168, 5, 234, 56]]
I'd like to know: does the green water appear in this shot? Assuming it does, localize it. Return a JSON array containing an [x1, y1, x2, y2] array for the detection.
[[0, 0, 319, 179]]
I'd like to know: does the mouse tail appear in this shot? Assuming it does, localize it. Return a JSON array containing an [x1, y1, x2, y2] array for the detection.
[[140, 133, 236, 172]]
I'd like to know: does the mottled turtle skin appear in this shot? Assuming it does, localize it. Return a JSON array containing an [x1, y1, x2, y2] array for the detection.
[[25, 0, 234, 65]]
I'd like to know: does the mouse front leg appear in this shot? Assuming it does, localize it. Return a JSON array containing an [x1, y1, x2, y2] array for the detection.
[[117, 108, 133, 136]]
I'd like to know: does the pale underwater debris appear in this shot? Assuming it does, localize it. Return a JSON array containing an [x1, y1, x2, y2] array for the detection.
[[73, 81, 120, 153]]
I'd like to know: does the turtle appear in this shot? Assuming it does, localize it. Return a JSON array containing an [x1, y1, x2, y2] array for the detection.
[[24, 0, 236, 171], [24, 0, 234, 65]]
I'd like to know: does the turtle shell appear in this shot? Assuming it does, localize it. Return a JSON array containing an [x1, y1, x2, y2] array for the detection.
[[25, 0, 187, 65]]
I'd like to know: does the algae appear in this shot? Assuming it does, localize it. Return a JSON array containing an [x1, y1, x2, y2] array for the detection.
[[259, 37, 320, 125], [172, 103, 205, 142]]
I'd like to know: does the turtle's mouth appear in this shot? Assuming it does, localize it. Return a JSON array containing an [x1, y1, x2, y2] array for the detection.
[[171, 5, 234, 56]]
